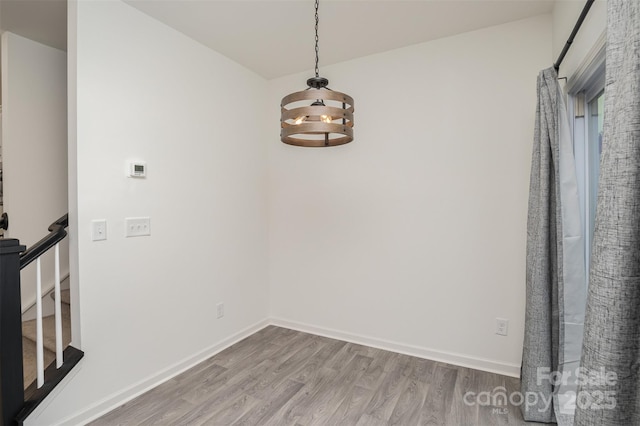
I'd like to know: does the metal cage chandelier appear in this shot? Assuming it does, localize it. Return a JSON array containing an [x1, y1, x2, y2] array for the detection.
[[280, 0, 354, 147]]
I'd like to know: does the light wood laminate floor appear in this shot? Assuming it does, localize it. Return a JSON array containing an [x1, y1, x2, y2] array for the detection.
[[91, 326, 533, 425]]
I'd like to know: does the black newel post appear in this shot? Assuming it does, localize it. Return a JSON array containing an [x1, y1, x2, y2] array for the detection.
[[0, 239, 26, 425]]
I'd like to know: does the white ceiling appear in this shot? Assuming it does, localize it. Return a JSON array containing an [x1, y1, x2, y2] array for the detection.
[[0, 0, 555, 80], [125, 0, 555, 79]]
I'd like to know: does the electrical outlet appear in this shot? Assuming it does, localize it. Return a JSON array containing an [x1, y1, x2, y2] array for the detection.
[[496, 318, 509, 336], [216, 303, 224, 319]]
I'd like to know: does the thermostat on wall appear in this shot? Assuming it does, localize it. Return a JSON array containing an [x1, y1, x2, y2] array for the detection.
[[129, 162, 147, 178]]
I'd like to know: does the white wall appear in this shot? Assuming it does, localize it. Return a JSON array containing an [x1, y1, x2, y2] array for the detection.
[[268, 14, 552, 376], [0, 31, 69, 310], [26, 0, 269, 423], [553, 0, 607, 80]]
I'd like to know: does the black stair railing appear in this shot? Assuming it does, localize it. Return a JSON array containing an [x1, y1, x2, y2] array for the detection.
[[0, 214, 84, 425]]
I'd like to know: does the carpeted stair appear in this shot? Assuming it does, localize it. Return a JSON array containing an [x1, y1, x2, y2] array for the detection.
[[22, 289, 72, 389]]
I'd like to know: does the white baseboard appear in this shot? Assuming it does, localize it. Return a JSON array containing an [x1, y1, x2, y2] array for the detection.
[[270, 317, 521, 378], [50, 318, 270, 426]]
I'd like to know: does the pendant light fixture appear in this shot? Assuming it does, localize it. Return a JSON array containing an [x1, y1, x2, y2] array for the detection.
[[280, 0, 355, 147]]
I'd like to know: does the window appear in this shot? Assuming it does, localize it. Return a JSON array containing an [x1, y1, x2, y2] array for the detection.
[[568, 48, 605, 283]]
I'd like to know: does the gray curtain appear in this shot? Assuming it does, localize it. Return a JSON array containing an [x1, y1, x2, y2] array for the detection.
[[574, 1, 640, 425], [521, 67, 586, 424]]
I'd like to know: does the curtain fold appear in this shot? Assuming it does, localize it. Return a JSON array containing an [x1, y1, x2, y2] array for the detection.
[[521, 67, 586, 424], [575, 1, 640, 425]]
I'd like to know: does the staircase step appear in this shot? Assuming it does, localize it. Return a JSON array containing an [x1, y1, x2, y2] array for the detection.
[[22, 303, 71, 353], [22, 337, 55, 390], [50, 288, 71, 305]]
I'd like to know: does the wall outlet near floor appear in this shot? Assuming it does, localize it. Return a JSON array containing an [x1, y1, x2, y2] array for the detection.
[[216, 303, 224, 319], [496, 318, 509, 336]]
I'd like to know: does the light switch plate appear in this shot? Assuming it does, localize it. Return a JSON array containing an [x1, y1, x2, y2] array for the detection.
[[91, 220, 107, 241], [125, 217, 151, 237]]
